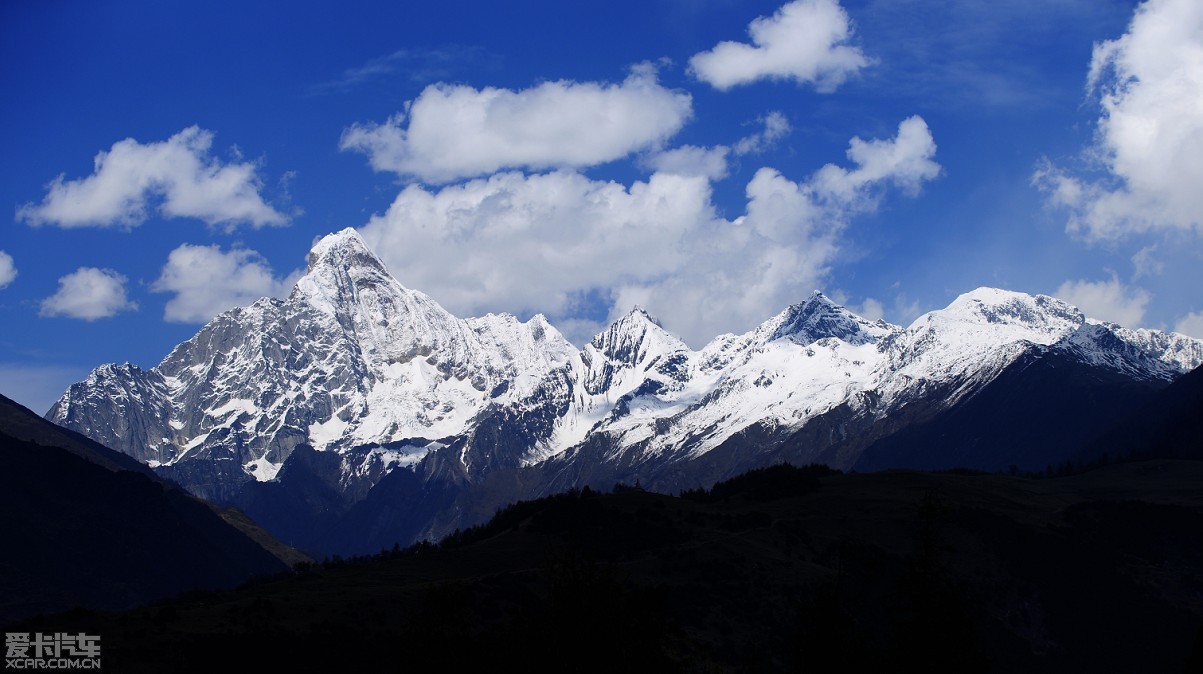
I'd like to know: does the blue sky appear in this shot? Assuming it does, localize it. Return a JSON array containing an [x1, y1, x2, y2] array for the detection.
[[3, 0, 1202, 414]]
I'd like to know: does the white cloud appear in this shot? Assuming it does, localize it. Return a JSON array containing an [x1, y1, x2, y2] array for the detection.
[[892, 295, 924, 325], [1174, 311, 1203, 338], [40, 268, 137, 321], [151, 244, 299, 323], [17, 126, 288, 229], [0, 251, 16, 289], [358, 116, 938, 346], [645, 145, 731, 179], [1054, 276, 1151, 327], [340, 64, 692, 183], [1035, 0, 1203, 240], [811, 115, 941, 201], [308, 46, 488, 95], [645, 111, 792, 180], [688, 0, 871, 91], [1131, 244, 1163, 278], [855, 297, 885, 321], [732, 111, 792, 155], [359, 170, 711, 326]]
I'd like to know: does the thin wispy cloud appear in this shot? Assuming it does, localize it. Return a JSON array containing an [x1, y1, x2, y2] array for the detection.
[[308, 46, 493, 95], [856, 0, 1131, 110], [732, 111, 792, 156]]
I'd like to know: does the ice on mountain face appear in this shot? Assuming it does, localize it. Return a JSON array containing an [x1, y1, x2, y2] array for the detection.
[[365, 444, 436, 471], [308, 414, 350, 450], [306, 228, 391, 276], [244, 457, 283, 482]]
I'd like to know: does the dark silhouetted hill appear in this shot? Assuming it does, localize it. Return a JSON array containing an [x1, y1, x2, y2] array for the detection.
[[1075, 363, 1203, 465], [16, 460, 1203, 673], [0, 393, 291, 622]]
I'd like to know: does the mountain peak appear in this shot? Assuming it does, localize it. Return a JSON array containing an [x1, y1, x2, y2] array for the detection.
[[938, 287, 1084, 335], [595, 306, 674, 343], [625, 305, 662, 327], [590, 305, 687, 366], [294, 228, 409, 314], [764, 291, 890, 345], [306, 228, 389, 276]]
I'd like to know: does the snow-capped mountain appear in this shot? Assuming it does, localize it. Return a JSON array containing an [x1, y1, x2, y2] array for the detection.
[[50, 229, 578, 499], [47, 229, 1203, 550]]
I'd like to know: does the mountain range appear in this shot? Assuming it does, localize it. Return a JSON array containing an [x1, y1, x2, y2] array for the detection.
[[47, 229, 1203, 554]]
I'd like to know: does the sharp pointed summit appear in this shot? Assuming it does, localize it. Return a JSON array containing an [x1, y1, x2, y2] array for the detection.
[[305, 227, 389, 275], [764, 291, 895, 346], [589, 306, 687, 366]]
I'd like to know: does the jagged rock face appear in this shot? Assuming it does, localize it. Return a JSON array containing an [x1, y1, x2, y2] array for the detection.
[[48, 363, 172, 465], [47, 231, 1203, 534], [764, 291, 895, 346], [48, 229, 578, 499]]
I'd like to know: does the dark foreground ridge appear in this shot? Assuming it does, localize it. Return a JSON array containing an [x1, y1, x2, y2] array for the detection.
[[11, 460, 1203, 673], [0, 394, 294, 623]]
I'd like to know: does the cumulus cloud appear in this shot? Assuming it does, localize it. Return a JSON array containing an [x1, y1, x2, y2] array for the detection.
[[1174, 311, 1203, 338], [0, 251, 15, 289], [151, 244, 299, 323], [811, 115, 941, 201], [688, 0, 871, 91], [340, 65, 692, 183], [1054, 276, 1151, 327], [17, 127, 288, 229], [40, 268, 137, 321], [359, 170, 711, 328], [358, 116, 938, 346], [1035, 0, 1203, 240], [645, 145, 731, 180]]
